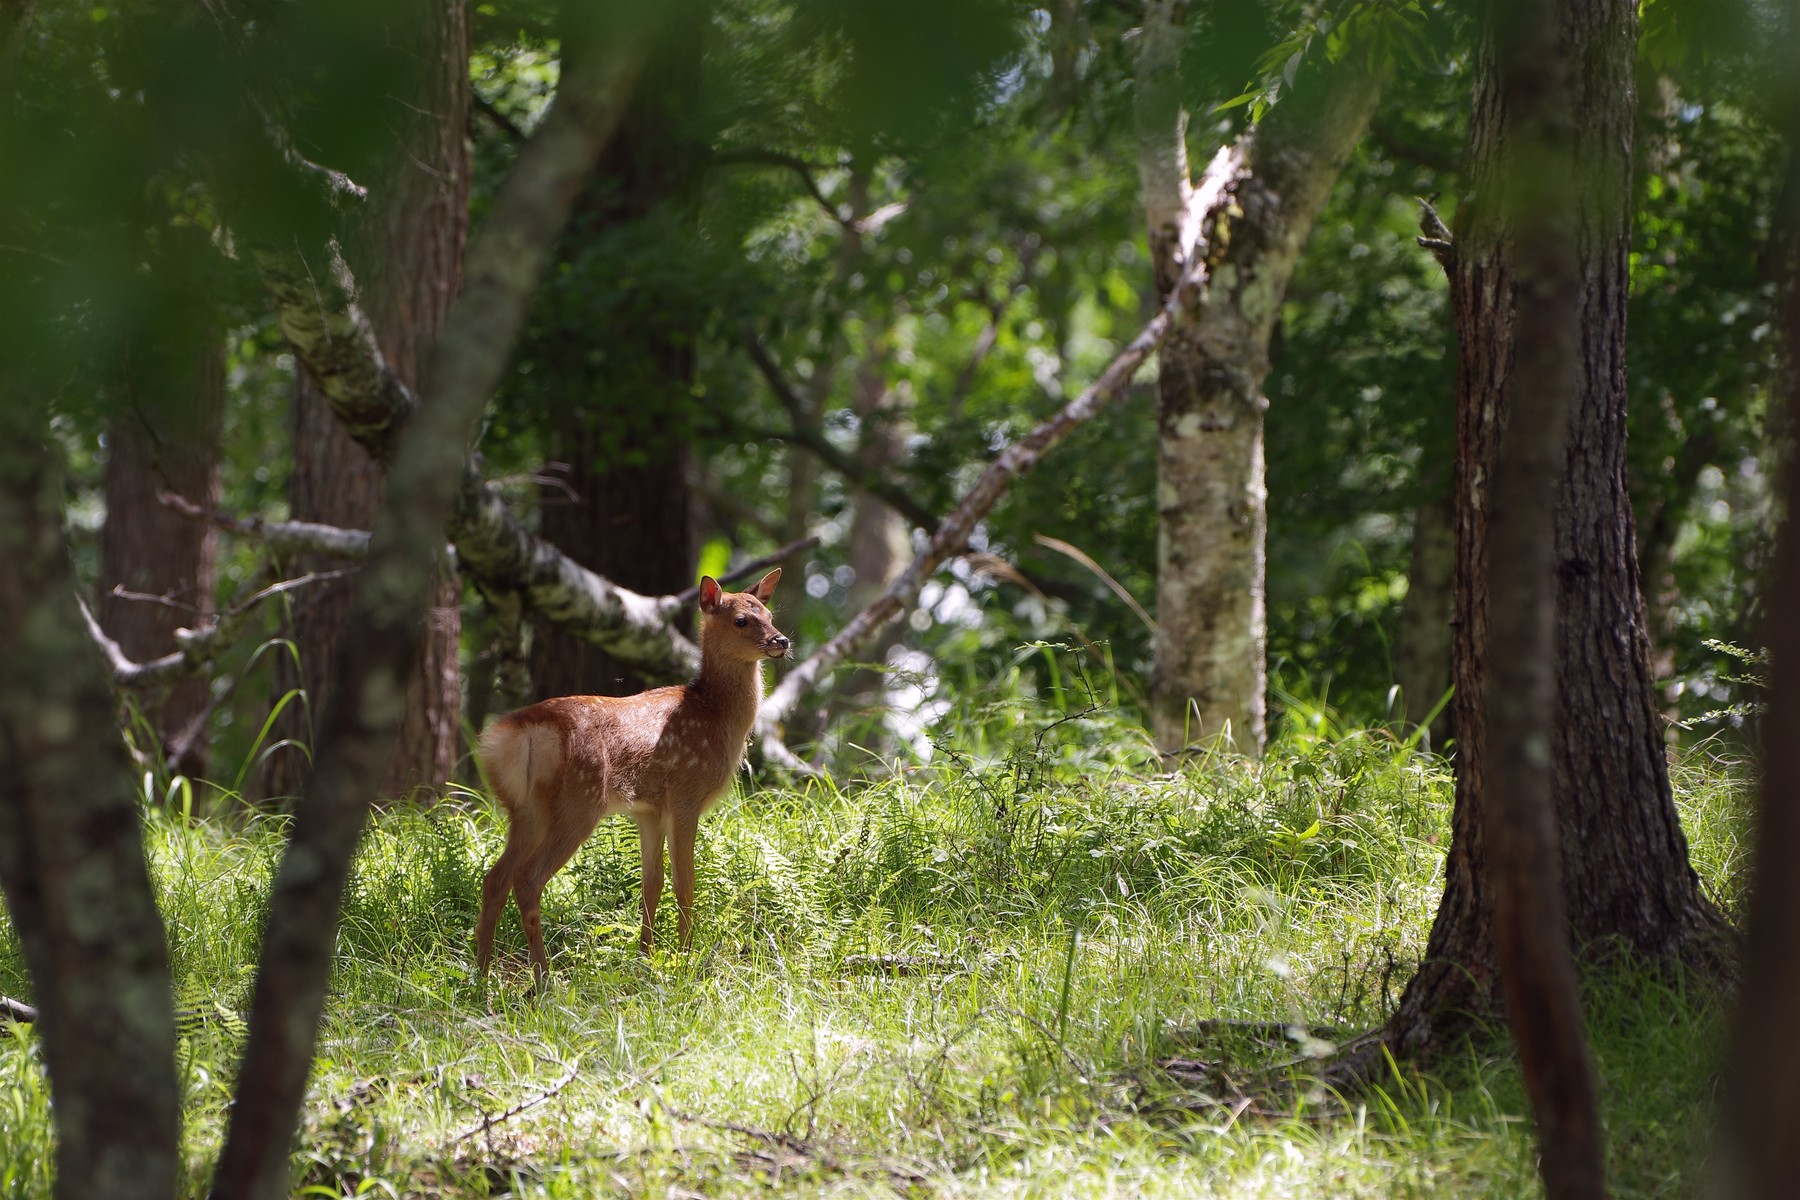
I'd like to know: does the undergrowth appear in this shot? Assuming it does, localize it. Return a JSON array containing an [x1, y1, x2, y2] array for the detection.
[[0, 680, 1751, 1199]]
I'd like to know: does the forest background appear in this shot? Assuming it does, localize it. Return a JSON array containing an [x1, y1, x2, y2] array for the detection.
[[1, 0, 1796, 1197]]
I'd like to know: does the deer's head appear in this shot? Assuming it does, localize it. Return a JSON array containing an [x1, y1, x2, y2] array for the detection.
[[699, 569, 791, 662]]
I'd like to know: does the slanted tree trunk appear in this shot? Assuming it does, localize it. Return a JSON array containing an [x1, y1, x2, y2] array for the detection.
[[99, 331, 225, 779], [529, 23, 700, 701], [268, 0, 469, 799], [1367, 0, 1731, 1073], [0, 391, 179, 1200], [1135, 0, 1384, 755], [210, 20, 654, 1194]]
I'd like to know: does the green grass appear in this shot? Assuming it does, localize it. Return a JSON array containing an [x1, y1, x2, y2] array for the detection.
[[0, 709, 1749, 1199]]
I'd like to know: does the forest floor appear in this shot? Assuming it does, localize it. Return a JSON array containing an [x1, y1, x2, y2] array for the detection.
[[0, 712, 1750, 1198]]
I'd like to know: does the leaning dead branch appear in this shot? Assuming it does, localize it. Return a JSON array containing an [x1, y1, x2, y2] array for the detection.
[[756, 204, 1220, 752]]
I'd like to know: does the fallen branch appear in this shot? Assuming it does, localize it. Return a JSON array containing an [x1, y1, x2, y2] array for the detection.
[[1, 996, 36, 1023], [454, 1056, 580, 1144]]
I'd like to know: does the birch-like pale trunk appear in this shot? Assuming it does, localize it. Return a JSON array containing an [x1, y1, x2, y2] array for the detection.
[[1135, 2, 1383, 755]]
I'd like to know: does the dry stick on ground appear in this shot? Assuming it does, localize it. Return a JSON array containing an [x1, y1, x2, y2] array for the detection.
[[754, 155, 1229, 758], [207, 27, 655, 1199], [452, 1057, 581, 1144]]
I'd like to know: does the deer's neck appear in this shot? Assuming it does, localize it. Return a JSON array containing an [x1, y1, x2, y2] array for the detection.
[[691, 650, 764, 738]]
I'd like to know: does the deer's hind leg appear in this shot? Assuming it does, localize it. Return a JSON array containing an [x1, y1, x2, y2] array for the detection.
[[474, 840, 522, 982], [512, 798, 607, 987]]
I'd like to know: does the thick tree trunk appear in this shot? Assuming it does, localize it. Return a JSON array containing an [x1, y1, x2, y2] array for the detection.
[[100, 334, 225, 779], [1371, 0, 1731, 1072], [0, 396, 179, 1200], [1136, 2, 1384, 754], [528, 24, 699, 701], [837, 352, 912, 733], [269, 0, 469, 799]]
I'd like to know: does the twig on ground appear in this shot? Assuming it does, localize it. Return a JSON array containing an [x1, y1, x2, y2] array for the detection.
[[453, 1055, 580, 1144]]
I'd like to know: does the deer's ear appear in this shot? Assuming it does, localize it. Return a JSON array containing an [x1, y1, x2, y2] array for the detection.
[[699, 576, 724, 613], [749, 568, 781, 603]]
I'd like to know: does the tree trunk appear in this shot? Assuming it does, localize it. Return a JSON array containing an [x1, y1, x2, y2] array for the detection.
[[100, 334, 225, 779], [1136, 1, 1385, 755], [1370, 0, 1731, 1072], [1395, 470, 1454, 749], [0, 395, 179, 1200], [528, 25, 700, 701], [209, 21, 652, 1194], [1479, 0, 1606, 1192], [268, 0, 469, 799], [836, 350, 912, 737]]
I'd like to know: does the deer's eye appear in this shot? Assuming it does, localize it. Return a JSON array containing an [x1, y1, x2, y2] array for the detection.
[[735, 615, 748, 628]]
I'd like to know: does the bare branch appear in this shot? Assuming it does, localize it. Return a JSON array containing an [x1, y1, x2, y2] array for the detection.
[[160, 490, 374, 560], [741, 330, 941, 531], [1416, 197, 1453, 273], [712, 146, 845, 222], [760, 241, 1197, 740]]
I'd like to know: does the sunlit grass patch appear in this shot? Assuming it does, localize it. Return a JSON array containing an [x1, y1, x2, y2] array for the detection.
[[0, 711, 1749, 1198]]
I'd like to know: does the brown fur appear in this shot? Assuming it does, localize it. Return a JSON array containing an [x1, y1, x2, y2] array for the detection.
[[475, 570, 790, 986]]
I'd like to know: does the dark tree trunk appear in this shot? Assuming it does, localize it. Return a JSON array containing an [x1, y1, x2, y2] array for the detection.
[[0, 397, 179, 1200], [1721, 60, 1800, 1200], [100, 333, 225, 779], [529, 28, 700, 700], [1478, 0, 1606, 1193], [1371, 0, 1732, 1072], [268, 0, 469, 799]]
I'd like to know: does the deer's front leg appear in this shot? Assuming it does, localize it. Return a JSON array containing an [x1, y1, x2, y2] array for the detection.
[[635, 812, 665, 954], [669, 807, 701, 950]]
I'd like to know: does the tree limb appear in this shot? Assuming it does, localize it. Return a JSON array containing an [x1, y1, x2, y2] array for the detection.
[[212, 24, 656, 1197], [758, 241, 1204, 744], [741, 330, 942, 531]]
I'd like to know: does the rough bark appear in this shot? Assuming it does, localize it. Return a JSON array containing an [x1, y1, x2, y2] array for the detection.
[[1721, 53, 1800, 1199], [530, 26, 700, 700], [1137, 2, 1385, 754], [210, 26, 652, 1197], [1479, 0, 1607, 1192], [1363, 0, 1732, 1079], [0, 396, 179, 1200], [268, 0, 469, 800], [100, 334, 225, 778]]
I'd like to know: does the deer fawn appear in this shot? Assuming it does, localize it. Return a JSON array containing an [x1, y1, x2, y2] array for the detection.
[[475, 569, 790, 986]]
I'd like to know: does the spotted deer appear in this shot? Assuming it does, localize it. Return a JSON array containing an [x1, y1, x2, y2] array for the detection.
[[474, 569, 790, 986]]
